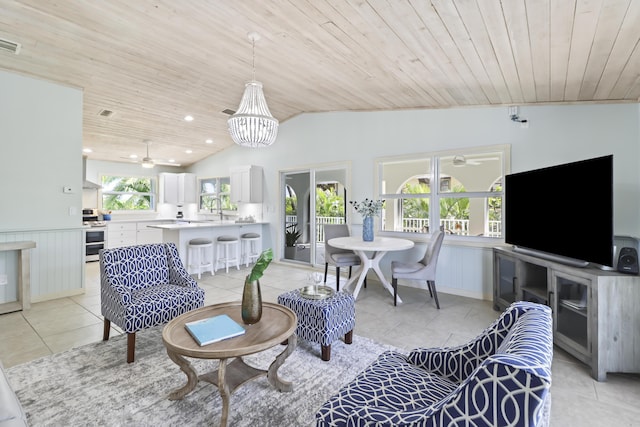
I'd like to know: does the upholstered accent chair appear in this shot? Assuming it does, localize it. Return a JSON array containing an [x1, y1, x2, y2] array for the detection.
[[391, 229, 445, 308], [316, 301, 553, 427], [100, 243, 205, 363]]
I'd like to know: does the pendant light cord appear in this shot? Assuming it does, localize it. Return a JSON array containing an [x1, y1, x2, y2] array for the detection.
[[252, 36, 256, 81]]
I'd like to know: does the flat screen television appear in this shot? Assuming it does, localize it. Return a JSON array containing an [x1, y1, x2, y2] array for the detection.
[[504, 155, 613, 268]]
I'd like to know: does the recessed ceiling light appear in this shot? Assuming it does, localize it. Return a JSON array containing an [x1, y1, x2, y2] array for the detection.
[[129, 154, 138, 159], [185, 149, 193, 154], [82, 148, 92, 153], [205, 139, 213, 144], [168, 159, 176, 163], [184, 115, 194, 122]]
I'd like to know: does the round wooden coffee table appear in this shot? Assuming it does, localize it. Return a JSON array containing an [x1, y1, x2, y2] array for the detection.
[[162, 301, 297, 427]]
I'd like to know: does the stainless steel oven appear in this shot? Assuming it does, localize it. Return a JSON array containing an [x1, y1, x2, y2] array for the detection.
[[83, 209, 107, 262], [85, 227, 106, 262]]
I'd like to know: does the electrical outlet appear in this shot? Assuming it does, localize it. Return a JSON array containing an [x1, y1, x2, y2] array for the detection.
[[0, 274, 7, 286], [69, 206, 77, 216]]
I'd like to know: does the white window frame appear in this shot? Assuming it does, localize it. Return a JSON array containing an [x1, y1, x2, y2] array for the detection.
[[375, 144, 510, 240]]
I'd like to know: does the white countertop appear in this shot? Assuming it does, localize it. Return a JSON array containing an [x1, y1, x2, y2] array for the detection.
[[148, 221, 267, 230]]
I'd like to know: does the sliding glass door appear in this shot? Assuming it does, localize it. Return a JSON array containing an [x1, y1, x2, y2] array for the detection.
[[281, 166, 349, 266]]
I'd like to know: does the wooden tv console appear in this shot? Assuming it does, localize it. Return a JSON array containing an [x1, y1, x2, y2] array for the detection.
[[493, 246, 640, 381]]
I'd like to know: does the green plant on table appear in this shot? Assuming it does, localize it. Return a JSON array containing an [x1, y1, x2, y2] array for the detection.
[[248, 248, 274, 282]]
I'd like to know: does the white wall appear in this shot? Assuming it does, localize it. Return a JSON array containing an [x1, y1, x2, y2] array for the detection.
[[0, 70, 85, 301], [189, 103, 640, 299], [0, 70, 83, 230]]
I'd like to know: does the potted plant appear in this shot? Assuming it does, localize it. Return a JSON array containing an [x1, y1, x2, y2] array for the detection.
[[285, 225, 302, 258], [242, 248, 273, 324]]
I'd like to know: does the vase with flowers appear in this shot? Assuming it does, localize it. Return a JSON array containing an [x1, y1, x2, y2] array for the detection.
[[349, 198, 385, 242]]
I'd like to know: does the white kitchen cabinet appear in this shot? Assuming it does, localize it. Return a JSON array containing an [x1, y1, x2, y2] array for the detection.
[[159, 173, 197, 205], [230, 165, 263, 203], [136, 222, 164, 245], [108, 221, 167, 248], [107, 222, 137, 248]]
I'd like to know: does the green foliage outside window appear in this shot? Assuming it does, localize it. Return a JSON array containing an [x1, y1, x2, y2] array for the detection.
[[402, 182, 430, 218], [316, 186, 344, 217], [285, 196, 297, 215], [401, 182, 469, 220], [488, 184, 502, 221], [102, 176, 154, 211], [440, 187, 470, 220]]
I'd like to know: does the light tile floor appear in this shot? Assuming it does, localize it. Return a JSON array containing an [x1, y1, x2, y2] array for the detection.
[[1, 261, 639, 426]]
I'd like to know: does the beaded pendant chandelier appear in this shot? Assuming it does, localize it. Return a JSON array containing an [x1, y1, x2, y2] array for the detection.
[[228, 32, 279, 148]]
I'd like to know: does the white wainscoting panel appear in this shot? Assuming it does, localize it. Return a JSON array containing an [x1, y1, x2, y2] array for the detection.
[[0, 229, 84, 303], [382, 242, 495, 301], [436, 245, 494, 300]]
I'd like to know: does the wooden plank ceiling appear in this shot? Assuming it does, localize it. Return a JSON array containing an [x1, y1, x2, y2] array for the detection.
[[0, 0, 638, 166]]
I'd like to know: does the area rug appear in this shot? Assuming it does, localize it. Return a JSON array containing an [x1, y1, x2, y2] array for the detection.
[[6, 327, 401, 426]]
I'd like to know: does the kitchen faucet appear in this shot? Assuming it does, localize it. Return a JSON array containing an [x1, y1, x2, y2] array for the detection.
[[210, 197, 224, 221]]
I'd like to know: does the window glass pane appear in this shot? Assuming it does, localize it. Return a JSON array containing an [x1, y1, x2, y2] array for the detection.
[[101, 175, 154, 211], [438, 196, 502, 237], [380, 158, 431, 195], [380, 197, 431, 233], [220, 177, 231, 193], [487, 181, 503, 237], [199, 177, 237, 211], [439, 152, 503, 193], [102, 194, 152, 210], [200, 178, 218, 194], [377, 146, 507, 239]]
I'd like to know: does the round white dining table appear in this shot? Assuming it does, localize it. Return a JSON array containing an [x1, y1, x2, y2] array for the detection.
[[328, 236, 414, 303]]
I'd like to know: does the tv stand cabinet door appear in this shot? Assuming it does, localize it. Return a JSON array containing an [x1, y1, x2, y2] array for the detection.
[[493, 250, 517, 311], [551, 271, 592, 365]]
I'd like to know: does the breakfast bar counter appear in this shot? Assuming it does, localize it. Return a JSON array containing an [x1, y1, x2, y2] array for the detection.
[[148, 221, 266, 267]]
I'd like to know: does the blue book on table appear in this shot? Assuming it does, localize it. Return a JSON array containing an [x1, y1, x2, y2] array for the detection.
[[184, 314, 245, 346]]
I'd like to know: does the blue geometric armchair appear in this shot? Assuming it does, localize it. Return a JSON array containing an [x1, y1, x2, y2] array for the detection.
[[100, 243, 205, 363], [316, 301, 553, 427]]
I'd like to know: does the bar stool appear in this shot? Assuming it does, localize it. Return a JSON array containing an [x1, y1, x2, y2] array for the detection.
[[240, 232, 261, 267], [187, 238, 214, 279], [216, 235, 240, 273]]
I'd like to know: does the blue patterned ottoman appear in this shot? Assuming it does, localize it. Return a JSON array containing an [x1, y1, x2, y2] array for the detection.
[[277, 289, 355, 361]]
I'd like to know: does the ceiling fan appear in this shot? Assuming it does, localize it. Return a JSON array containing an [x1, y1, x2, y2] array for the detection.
[[120, 140, 181, 168], [452, 155, 499, 166]]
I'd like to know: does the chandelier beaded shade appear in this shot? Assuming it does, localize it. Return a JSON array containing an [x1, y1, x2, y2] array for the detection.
[[228, 32, 279, 148]]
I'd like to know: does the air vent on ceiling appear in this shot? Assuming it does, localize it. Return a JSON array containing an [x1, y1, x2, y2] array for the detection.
[[98, 109, 114, 117], [221, 109, 236, 115], [0, 38, 21, 54]]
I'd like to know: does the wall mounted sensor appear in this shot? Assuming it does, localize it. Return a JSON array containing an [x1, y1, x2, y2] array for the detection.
[[508, 106, 528, 123]]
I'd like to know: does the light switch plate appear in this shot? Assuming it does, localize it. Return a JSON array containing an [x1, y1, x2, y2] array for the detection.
[[0, 274, 7, 285], [63, 186, 73, 194]]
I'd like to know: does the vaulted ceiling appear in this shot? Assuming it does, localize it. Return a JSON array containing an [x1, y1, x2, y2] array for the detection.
[[1, 1, 639, 166]]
